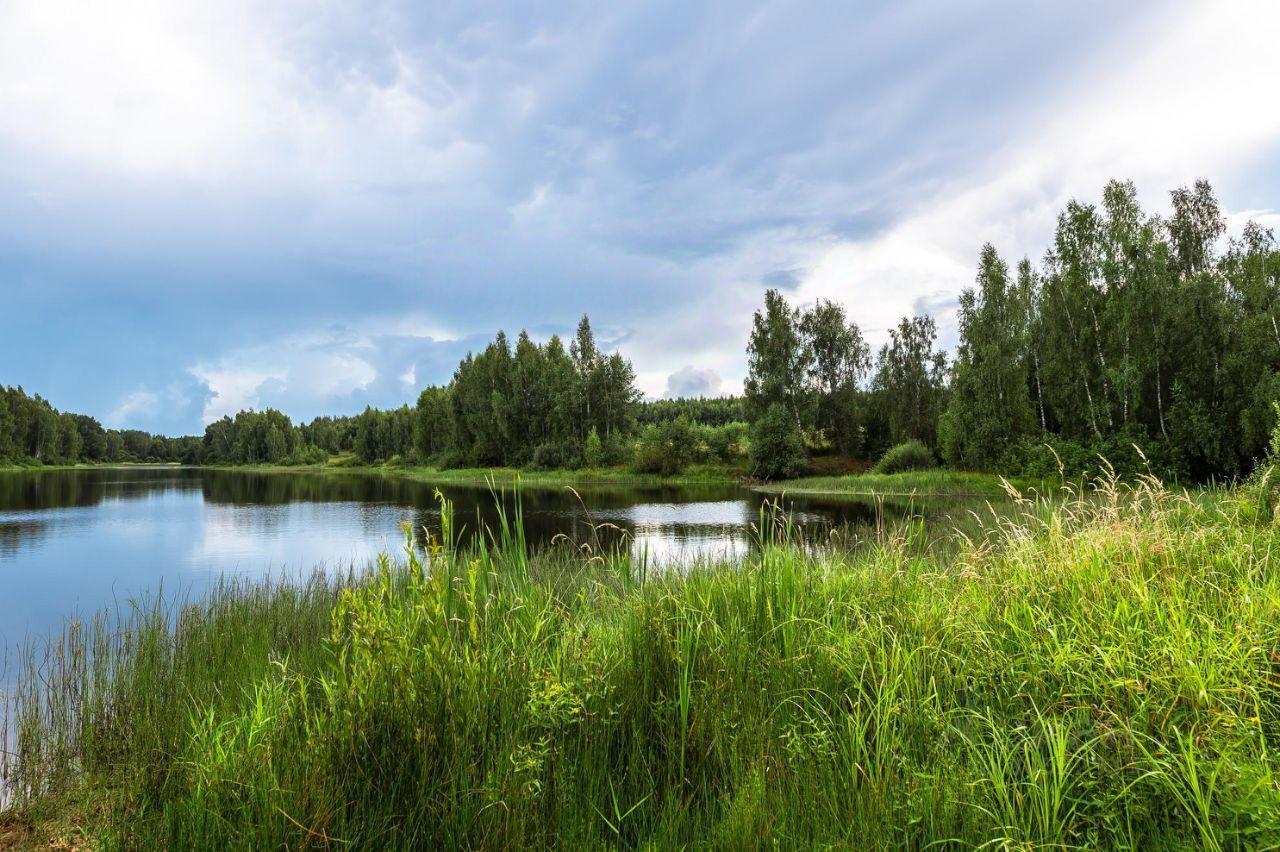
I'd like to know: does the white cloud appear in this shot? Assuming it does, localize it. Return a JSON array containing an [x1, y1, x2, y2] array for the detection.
[[664, 366, 725, 399], [795, 0, 1280, 350], [5, 1, 1280, 428], [190, 332, 376, 424], [399, 365, 417, 389], [186, 313, 471, 423], [104, 390, 160, 428], [0, 0, 482, 186]]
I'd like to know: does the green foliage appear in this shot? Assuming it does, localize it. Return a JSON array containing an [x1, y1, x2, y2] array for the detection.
[[0, 384, 194, 466], [450, 319, 639, 467], [201, 409, 300, 465], [998, 429, 1186, 482], [703, 421, 749, 463], [632, 417, 700, 476], [289, 443, 328, 465], [871, 439, 935, 475], [800, 298, 871, 453], [939, 246, 1035, 469], [192, 314, 643, 472], [744, 292, 871, 458], [414, 386, 454, 460], [749, 402, 807, 479], [944, 179, 1280, 482], [1271, 401, 1280, 459], [352, 405, 415, 463], [1248, 402, 1280, 522], [637, 396, 745, 427], [10, 485, 1280, 847], [531, 441, 574, 471], [582, 426, 604, 468], [744, 289, 811, 423], [869, 315, 948, 453]]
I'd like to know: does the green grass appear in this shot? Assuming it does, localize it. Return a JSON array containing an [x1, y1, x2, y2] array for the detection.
[[205, 457, 749, 486], [756, 467, 1048, 498], [0, 461, 179, 473], [5, 478, 1280, 848]]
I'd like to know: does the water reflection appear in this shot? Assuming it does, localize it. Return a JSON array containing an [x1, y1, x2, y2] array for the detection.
[[0, 467, 955, 660]]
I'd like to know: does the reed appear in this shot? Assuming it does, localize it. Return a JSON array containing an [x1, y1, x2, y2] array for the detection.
[[3, 477, 1279, 848]]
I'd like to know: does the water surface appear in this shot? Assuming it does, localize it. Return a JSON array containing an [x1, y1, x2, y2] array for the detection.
[[0, 466, 940, 664]]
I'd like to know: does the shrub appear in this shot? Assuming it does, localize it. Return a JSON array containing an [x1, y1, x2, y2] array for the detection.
[[999, 428, 1186, 483], [531, 442, 574, 471], [749, 404, 807, 480], [582, 427, 604, 469], [871, 440, 935, 475], [289, 444, 328, 466], [632, 418, 699, 476], [705, 421, 749, 463], [602, 431, 630, 467], [999, 436, 1092, 480], [1249, 401, 1280, 522]]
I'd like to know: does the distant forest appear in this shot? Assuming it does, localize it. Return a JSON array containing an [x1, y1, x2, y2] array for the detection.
[[2, 179, 1277, 481]]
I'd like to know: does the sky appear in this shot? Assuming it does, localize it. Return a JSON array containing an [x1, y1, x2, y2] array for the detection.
[[3, 0, 1280, 436]]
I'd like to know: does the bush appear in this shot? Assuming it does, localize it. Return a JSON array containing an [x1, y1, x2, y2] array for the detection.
[[1248, 402, 1280, 523], [999, 436, 1092, 481], [749, 404, 807, 480], [632, 418, 699, 476], [871, 440, 935, 475], [582, 427, 604, 469], [424, 448, 466, 471], [999, 428, 1186, 483], [705, 421, 749, 463], [531, 442, 574, 471], [288, 444, 328, 466]]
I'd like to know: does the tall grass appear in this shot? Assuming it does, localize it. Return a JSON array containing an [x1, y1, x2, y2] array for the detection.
[[4, 477, 1280, 848]]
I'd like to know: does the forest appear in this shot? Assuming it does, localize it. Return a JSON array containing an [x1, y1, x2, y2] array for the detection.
[[2, 179, 1277, 483], [0, 385, 199, 466]]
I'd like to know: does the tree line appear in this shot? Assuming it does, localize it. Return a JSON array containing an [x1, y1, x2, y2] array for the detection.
[[0, 385, 198, 466], [5, 178, 1275, 482], [742, 292, 948, 477], [741, 178, 1280, 481], [941, 179, 1279, 480], [192, 316, 646, 469]]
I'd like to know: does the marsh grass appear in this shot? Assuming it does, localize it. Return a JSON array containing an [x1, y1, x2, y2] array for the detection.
[[3, 476, 1280, 848], [757, 468, 1053, 499]]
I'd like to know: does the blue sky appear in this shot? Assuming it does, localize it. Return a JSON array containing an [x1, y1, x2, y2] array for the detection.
[[2, 1, 1279, 435]]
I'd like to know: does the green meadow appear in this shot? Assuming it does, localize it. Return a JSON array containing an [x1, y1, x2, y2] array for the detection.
[[5, 471, 1280, 848]]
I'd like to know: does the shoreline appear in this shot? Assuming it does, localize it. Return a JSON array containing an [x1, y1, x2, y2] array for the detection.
[[1, 459, 1039, 501]]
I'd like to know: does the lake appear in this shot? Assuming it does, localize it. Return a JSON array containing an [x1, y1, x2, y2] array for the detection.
[[0, 466, 956, 659]]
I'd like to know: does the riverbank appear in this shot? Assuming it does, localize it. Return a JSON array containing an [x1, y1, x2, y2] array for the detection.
[[4, 478, 1279, 847], [0, 458, 1051, 503], [0, 461, 183, 473], [203, 458, 750, 488], [199, 458, 1032, 500], [753, 469, 1049, 498]]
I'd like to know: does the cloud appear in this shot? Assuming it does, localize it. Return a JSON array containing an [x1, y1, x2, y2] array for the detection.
[[105, 391, 160, 428], [104, 377, 214, 434], [186, 317, 486, 425], [664, 366, 725, 399], [2, 1, 1279, 432], [794, 0, 1280, 351]]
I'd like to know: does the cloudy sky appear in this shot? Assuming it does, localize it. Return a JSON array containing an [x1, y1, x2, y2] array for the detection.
[[3, 0, 1279, 435]]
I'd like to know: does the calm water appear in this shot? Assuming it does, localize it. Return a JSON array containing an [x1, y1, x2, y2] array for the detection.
[[0, 466, 938, 657]]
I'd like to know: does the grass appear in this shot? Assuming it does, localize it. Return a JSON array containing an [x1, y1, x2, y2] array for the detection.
[[756, 467, 1048, 498], [206, 457, 750, 487], [0, 461, 179, 473], [4, 476, 1280, 848]]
